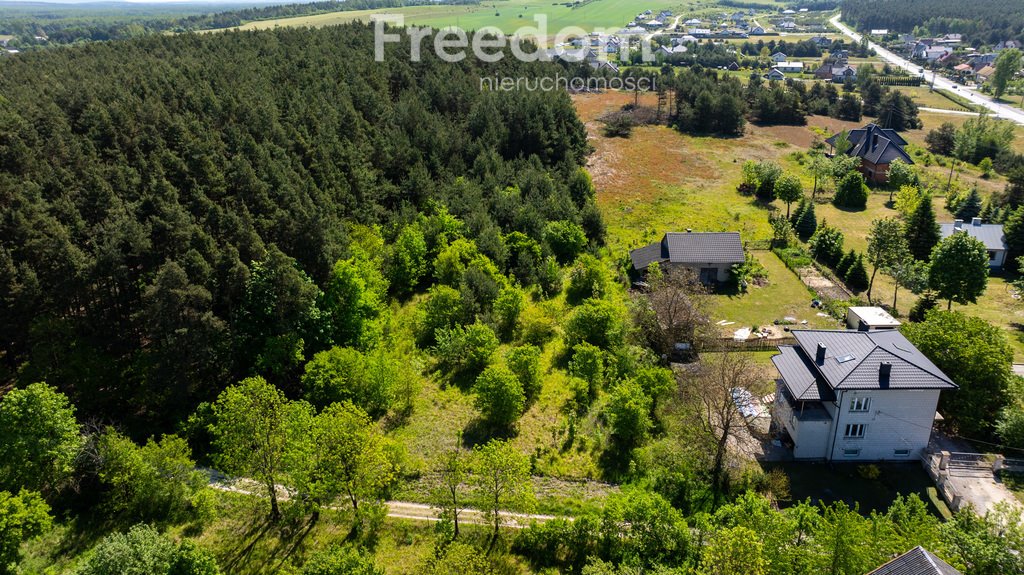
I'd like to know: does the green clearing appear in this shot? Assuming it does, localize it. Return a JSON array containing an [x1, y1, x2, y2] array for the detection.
[[228, 0, 688, 34]]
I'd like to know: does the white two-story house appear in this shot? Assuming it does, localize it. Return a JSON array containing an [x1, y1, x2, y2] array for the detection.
[[771, 329, 957, 461]]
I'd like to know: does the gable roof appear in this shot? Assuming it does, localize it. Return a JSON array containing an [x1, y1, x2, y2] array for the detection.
[[939, 221, 1006, 251], [629, 232, 744, 270], [868, 547, 962, 575], [826, 124, 913, 166], [775, 330, 957, 401]]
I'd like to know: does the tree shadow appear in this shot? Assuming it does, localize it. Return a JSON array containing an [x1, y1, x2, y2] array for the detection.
[[223, 517, 273, 573], [461, 417, 515, 449]]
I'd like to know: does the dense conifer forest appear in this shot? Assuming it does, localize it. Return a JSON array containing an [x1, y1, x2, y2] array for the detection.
[[841, 0, 1024, 45], [0, 24, 593, 434]]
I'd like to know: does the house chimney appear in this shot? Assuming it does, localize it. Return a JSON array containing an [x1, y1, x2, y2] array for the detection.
[[816, 342, 827, 364], [872, 129, 879, 150], [972, 217, 982, 226], [953, 219, 964, 231], [686, 228, 692, 233], [879, 361, 892, 377]]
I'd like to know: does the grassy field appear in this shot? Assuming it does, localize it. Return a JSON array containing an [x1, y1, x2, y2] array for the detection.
[[574, 89, 1024, 359], [225, 0, 688, 34]]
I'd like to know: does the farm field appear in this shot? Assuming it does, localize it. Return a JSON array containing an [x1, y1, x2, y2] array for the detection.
[[225, 0, 688, 34]]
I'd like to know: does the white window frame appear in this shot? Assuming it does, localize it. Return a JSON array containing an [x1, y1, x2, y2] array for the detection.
[[849, 397, 870, 413], [844, 423, 866, 438]]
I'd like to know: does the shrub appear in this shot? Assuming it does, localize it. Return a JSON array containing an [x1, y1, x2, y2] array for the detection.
[[506, 345, 542, 403], [564, 299, 625, 351], [473, 366, 526, 430], [833, 171, 869, 209], [808, 222, 845, 267], [565, 254, 607, 305], [545, 221, 588, 264], [568, 343, 605, 399]]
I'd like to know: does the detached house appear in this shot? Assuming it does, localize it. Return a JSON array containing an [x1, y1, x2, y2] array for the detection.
[[940, 218, 1008, 269], [629, 231, 744, 283], [825, 123, 913, 183], [772, 329, 956, 461]]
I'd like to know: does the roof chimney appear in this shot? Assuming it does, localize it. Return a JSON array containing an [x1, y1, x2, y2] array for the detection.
[[816, 342, 827, 364], [686, 229, 692, 233], [872, 129, 879, 150], [953, 219, 964, 231], [879, 361, 892, 377], [972, 217, 982, 226]]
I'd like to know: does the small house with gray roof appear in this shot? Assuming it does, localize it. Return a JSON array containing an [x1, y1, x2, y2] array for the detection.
[[867, 546, 961, 575], [772, 329, 956, 460], [629, 231, 744, 283], [826, 123, 913, 184], [940, 218, 1007, 270]]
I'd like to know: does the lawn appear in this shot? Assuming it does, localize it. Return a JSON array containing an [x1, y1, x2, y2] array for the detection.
[[713, 250, 839, 332], [1002, 471, 1024, 504], [764, 461, 945, 515], [900, 86, 973, 112]]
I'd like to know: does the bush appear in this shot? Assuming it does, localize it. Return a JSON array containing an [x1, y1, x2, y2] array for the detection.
[[568, 343, 605, 399], [416, 285, 463, 347], [564, 299, 625, 351], [473, 366, 526, 430], [0, 489, 51, 571], [492, 285, 525, 342], [809, 222, 845, 267], [78, 524, 219, 575], [433, 323, 499, 375], [834, 171, 869, 209], [845, 253, 870, 292], [794, 199, 817, 239], [565, 254, 607, 305], [302, 545, 381, 575], [506, 345, 542, 403], [545, 221, 588, 264]]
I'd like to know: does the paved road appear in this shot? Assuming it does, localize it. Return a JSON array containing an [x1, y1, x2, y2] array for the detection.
[[829, 14, 1024, 126]]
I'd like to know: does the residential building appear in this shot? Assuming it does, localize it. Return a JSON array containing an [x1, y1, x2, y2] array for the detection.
[[775, 61, 804, 73], [939, 218, 1008, 269], [750, 25, 767, 35], [996, 40, 1021, 51], [825, 123, 913, 183], [629, 231, 744, 283], [765, 67, 787, 81], [976, 65, 997, 83], [867, 547, 962, 575], [870, 29, 889, 36], [810, 36, 833, 48], [771, 52, 788, 62], [772, 329, 957, 461], [815, 63, 857, 83], [846, 307, 901, 331]]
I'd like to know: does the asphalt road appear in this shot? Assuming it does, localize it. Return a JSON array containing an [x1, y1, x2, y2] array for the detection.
[[829, 14, 1024, 126]]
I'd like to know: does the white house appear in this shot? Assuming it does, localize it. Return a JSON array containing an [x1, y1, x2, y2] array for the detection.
[[870, 29, 889, 36], [774, 61, 804, 73], [629, 231, 744, 283], [765, 67, 787, 81], [771, 51, 788, 62], [940, 218, 1008, 270], [846, 307, 901, 331], [772, 330, 956, 461]]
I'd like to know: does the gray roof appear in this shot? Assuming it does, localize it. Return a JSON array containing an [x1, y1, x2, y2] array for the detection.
[[868, 547, 962, 575], [772, 345, 836, 401], [774, 330, 957, 401], [826, 124, 913, 166], [939, 222, 1006, 251], [629, 232, 744, 270]]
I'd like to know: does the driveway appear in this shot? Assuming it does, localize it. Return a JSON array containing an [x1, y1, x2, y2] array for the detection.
[[829, 15, 1024, 126], [927, 432, 1020, 515]]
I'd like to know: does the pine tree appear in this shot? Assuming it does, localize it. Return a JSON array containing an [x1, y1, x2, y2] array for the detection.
[[795, 200, 817, 240], [790, 198, 807, 227], [1003, 206, 1024, 272], [836, 249, 856, 278], [846, 253, 870, 292], [954, 187, 984, 221], [906, 194, 941, 260]]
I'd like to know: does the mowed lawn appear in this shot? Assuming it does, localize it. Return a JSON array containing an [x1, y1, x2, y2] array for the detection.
[[225, 0, 689, 34], [714, 250, 839, 331]]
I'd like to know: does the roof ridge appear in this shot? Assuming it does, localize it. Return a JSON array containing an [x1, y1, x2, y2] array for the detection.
[[834, 341, 879, 386]]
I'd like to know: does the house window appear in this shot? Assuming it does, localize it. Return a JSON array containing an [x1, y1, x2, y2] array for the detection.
[[894, 449, 911, 457], [844, 423, 866, 438], [849, 397, 870, 412], [988, 251, 996, 261], [843, 448, 861, 457]]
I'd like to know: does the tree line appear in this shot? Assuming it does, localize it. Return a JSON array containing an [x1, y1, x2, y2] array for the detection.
[[842, 0, 1024, 46]]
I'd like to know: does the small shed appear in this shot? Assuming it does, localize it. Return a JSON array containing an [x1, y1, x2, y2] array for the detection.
[[846, 307, 901, 331]]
